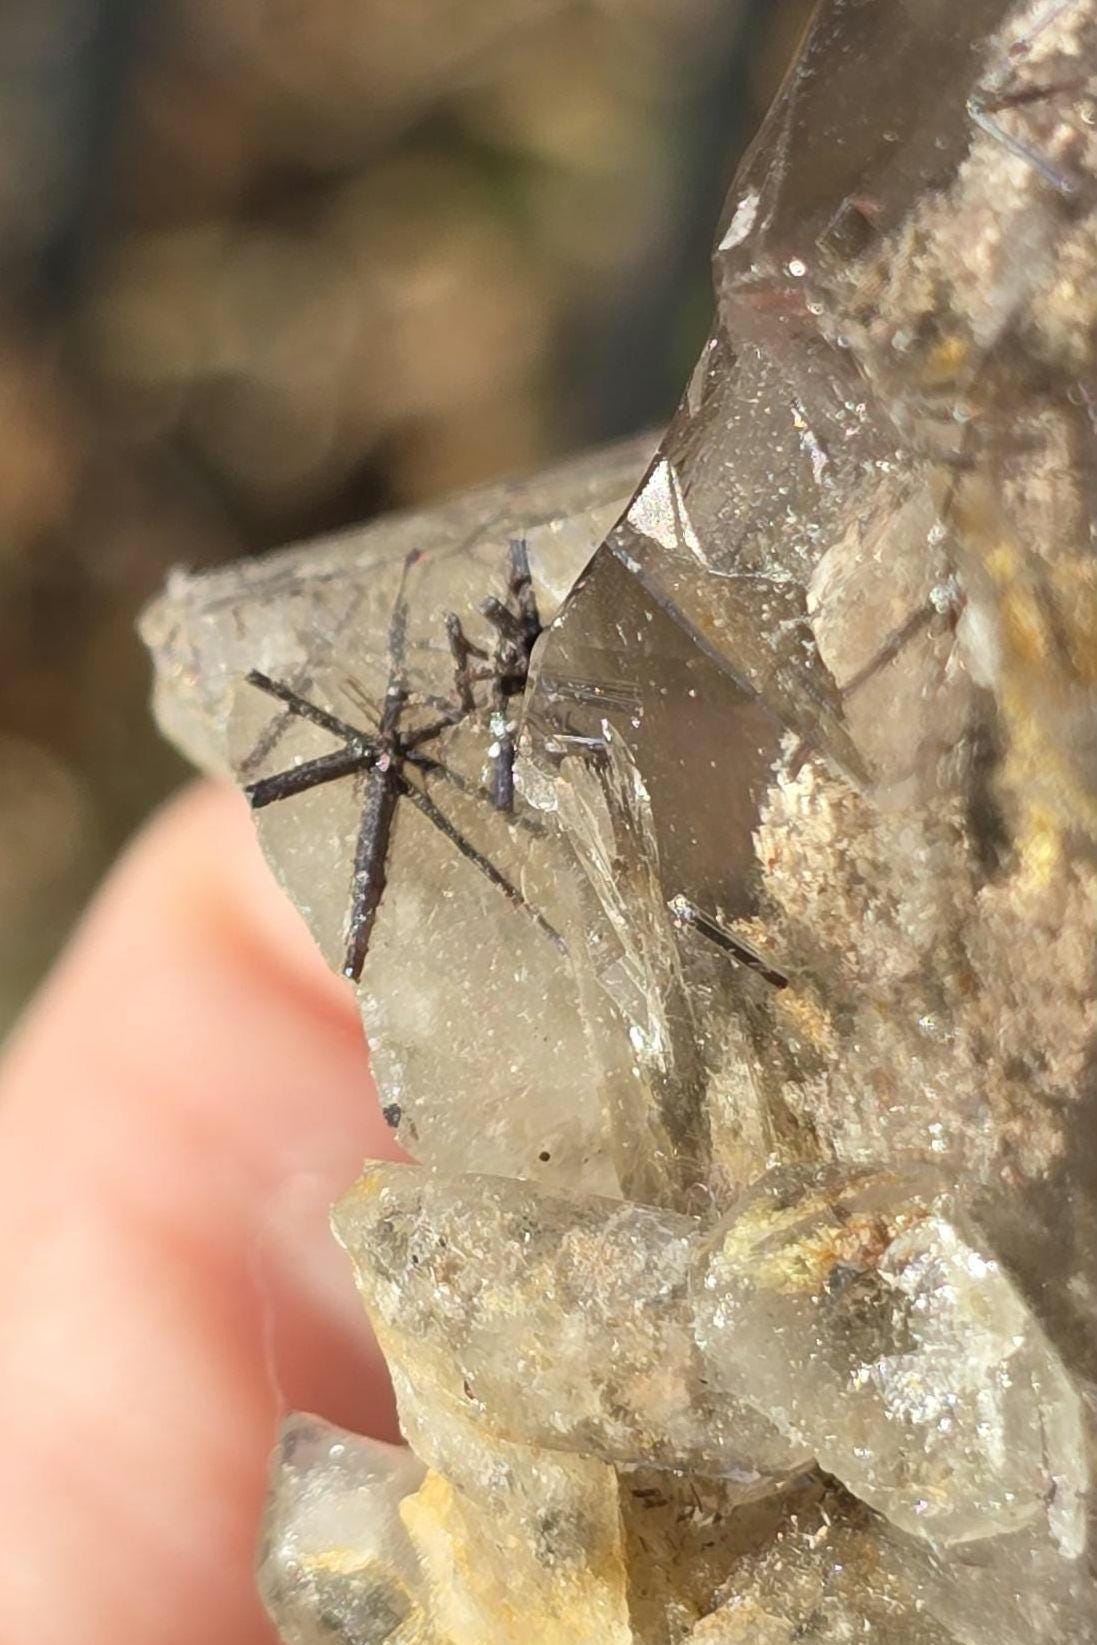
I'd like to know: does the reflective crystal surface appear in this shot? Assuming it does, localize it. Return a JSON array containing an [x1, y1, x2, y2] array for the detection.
[[144, 2, 1097, 1639], [692, 1165, 1085, 1551]]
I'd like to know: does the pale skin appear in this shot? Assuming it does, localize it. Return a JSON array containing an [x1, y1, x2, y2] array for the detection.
[[0, 782, 403, 1644]]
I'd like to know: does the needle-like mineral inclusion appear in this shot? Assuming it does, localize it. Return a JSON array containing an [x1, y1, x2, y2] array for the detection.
[[143, 2, 1097, 1638]]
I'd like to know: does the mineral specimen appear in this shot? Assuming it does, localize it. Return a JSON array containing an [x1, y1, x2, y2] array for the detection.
[[143, 1, 1097, 1639]]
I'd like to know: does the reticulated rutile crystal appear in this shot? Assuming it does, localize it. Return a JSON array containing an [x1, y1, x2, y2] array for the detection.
[[144, 2, 1097, 1639]]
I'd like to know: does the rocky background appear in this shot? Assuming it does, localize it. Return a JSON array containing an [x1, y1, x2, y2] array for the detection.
[[0, 0, 808, 1027]]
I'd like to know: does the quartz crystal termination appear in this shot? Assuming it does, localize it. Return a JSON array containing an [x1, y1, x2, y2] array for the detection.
[[143, 1, 1097, 1640]]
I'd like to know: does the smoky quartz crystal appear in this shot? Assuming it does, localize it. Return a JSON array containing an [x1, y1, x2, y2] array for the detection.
[[143, 2, 1097, 1638]]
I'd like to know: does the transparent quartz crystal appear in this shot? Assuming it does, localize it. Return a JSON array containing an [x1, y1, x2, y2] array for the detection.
[[333, 1163, 808, 1485], [143, 1, 1097, 1639], [692, 1165, 1085, 1551], [142, 436, 654, 1195], [258, 1414, 433, 1644]]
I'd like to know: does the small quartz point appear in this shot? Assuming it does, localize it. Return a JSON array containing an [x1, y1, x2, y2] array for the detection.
[[144, 2, 1097, 1639], [333, 1162, 808, 1485], [258, 1414, 434, 1644], [693, 1165, 1085, 1551]]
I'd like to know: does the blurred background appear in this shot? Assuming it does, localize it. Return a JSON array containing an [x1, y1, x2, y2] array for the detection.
[[0, 0, 809, 1028]]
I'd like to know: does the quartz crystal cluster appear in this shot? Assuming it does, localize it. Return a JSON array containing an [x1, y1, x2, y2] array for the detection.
[[142, 2, 1097, 1639]]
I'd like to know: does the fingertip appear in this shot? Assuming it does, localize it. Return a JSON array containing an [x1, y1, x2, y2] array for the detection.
[[0, 780, 400, 1645]]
